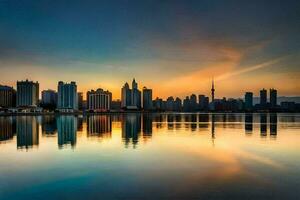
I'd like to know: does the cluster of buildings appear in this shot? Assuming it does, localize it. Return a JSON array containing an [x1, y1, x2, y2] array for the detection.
[[0, 78, 299, 113]]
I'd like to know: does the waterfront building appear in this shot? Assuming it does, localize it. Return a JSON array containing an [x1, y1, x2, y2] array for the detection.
[[190, 94, 197, 111], [0, 85, 16, 108], [143, 87, 153, 111], [16, 80, 39, 107], [270, 88, 277, 109], [78, 92, 83, 110], [244, 92, 253, 111], [166, 96, 174, 111], [57, 81, 78, 111], [41, 89, 57, 106], [174, 97, 182, 111], [121, 79, 141, 110], [260, 88, 267, 108], [121, 82, 131, 108], [198, 95, 209, 111], [183, 96, 190, 112], [87, 88, 112, 112]]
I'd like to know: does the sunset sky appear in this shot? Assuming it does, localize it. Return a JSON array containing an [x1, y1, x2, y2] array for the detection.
[[0, 0, 299, 100]]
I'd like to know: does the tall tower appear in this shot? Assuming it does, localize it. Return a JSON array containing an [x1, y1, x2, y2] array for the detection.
[[211, 78, 215, 103]]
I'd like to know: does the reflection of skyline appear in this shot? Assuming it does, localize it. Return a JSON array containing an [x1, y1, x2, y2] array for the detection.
[[42, 116, 57, 136], [87, 115, 112, 138], [0, 117, 16, 142], [57, 116, 77, 149], [260, 114, 267, 137], [0, 113, 292, 149], [122, 114, 141, 148], [17, 116, 39, 149], [245, 114, 253, 134]]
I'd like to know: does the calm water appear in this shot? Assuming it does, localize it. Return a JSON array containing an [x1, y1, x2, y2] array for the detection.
[[0, 113, 299, 200]]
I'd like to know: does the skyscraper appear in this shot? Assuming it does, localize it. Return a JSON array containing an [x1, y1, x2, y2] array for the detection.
[[0, 85, 16, 108], [87, 88, 112, 112], [57, 81, 78, 111], [121, 82, 131, 108], [210, 79, 215, 110], [131, 79, 141, 109], [270, 88, 277, 109], [198, 95, 209, 111], [77, 92, 83, 110], [244, 92, 253, 111], [260, 88, 267, 108], [190, 94, 197, 111], [41, 89, 57, 106], [16, 80, 39, 107], [143, 87, 152, 111], [121, 79, 141, 110], [166, 96, 175, 111]]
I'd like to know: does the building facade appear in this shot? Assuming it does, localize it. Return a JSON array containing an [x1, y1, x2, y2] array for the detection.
[[270, 88, 277, 109], [244, 92, 253, 111], [260, 88, 267, 108], [121, 79, 141, 110], [41, 89, 57, 106], [143, 87, 152, 111], [16, 80, 39, 107], [0, 85, 16, 108], [87, 88, 112, 112], [57, 81, 78, 111]]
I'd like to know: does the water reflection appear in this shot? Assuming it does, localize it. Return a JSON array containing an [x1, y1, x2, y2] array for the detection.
[[0, 117, 15, 142], [87, 115, 112, 138], [245, 113, 253, 134], [260, 113, 267, 137], [122, 114, 141, 148], [0, 113, 297, 150], [57, 115, 77, 149], [42, 116, 57, 136], [17, 116, 39, 149]]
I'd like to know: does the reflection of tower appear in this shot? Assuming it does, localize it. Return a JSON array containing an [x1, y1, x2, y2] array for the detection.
[[87, 115, 112, 138], [57, 116, 77, 149], [0, 117, 16, 142], [245, 113, 253, 134], [17, 116, 39, 149], [211, 114, 215, 146], [142, 114, 153, 139], [122, 114, 141, 148], [270, 113, 277, 138], [260, 114, 267, 137]]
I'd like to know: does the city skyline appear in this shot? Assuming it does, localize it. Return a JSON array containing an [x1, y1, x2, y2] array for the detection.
[[0, 0, 299, 99]]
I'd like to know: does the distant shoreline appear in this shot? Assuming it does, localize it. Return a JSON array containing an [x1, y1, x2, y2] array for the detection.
[[0, 111, 299, 116]]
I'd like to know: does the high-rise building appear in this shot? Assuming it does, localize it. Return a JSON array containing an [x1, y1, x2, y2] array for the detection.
[[87, 88, 112, 112], [270, 88, 277, 109], [41, 89, 57, 106], [198, 95, 209, 111], [0, 85, 16, 108], [244, 92, 253, 111], [260, 88, 267, 108], [77, 92, 83, 110], [183, 96, 190, 112], [190, 94, 197, 111], [16, 80, 39, 107], [131, 79, 141, 109], [121, 79, 141, 110], [166, 96, 175, 111], [121, 82, 131, 108], [57, 81, 78, 111], [143, 87, 152, 111], [174, 97, 182, 111]]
